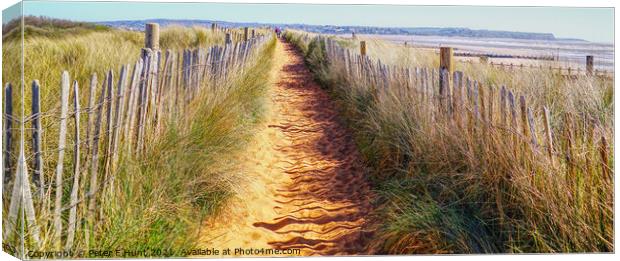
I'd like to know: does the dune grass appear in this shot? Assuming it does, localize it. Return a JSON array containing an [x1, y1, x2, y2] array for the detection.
[[2, 22, 232, 170], [2, 17, 276, 256], [285, 31, 613, 254], [93, 37, 276, 254], [2, 16, 111, 42], [2, 23, 231, 109], [336, 36, 613, 123]]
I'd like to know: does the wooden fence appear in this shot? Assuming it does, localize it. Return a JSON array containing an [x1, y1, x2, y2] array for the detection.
[[405, 41, 613, 79], [452, 51, 556, 61], [211, 24, 263, 43], [476, 60, 614, 79], [2, 24, 271, 250], [317, 35, 611, 184]]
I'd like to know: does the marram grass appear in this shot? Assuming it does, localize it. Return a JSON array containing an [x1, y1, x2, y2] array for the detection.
[[2, 19, 276, 255], [285, 31, 613, 254]]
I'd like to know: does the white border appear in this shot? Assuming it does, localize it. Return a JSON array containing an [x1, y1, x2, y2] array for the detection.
[[0, 1, 617, 261]]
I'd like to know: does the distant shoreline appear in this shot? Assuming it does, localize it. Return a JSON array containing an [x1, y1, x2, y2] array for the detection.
[[96, 18, 595, 43]]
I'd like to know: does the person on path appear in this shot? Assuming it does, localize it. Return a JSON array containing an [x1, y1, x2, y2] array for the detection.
[[275, 27, 282, 38]]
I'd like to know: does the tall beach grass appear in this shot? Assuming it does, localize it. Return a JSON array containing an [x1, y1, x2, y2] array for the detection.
[[2, 18, 276, 256], [285, 31, 613, 254]]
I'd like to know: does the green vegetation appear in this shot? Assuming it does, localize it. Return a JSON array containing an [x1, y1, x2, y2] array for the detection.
[[285, 31, 613, 254], [3, 20, 230, 110], [2, 16, 110, 41], [95, 37, 276, 253], [2, 17, 276, 255]]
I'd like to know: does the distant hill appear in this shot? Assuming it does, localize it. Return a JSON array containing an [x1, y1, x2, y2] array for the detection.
[[3, 16, 109, 41], [98, 18, 564, 41], [290, 25, 558, 41]]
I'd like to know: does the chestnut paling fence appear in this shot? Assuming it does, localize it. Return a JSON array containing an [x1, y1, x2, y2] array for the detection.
[[308, 33, 612, 248], [403, 40, 613, 78], [2, 32, 271, 250], [320, 34, 611, 179], [463, 60, 614, 79]]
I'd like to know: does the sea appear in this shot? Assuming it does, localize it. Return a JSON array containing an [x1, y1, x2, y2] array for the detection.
[[342, 34, 614, 72]]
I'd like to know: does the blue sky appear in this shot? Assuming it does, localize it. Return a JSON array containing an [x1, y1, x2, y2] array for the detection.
[[6, 1, 615, 43]]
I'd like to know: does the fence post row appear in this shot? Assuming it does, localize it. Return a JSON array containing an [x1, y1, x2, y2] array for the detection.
[[315, 36, 611, 176], [449, 49, 604, 77]]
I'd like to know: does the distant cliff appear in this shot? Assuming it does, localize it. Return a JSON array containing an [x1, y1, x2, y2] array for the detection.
[[99, 19, 558, 41], [295, 25, 557, 40]]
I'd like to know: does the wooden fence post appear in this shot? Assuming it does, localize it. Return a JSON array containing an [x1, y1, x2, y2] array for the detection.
[[31, 81, 44, 196], [508, 91, 517, 131], [86, 70, 108, 245], [243, 27, 249, 41], [453, 71, 464, 123], [439, 68, 450, 113], [440, 47, 454, 73], [111, 65, 128, 175], [599, 128, 610, 179], [211, 23, 216, 31], [472, 81, 480, 120], [519, 95, 532, 154], [542, 106, 554, 162], [527, 107, 538, 150], [103, 70, 115, 181], [5, 145, 41, 246], [145, 23, 160, 50], [225, 33, 232, 44], [439, 47, 453, 113], [53, 71, 71, 249], [360, 41, 366, 56], [480, 56, 488, 64], [586, 55, 594, 76], [85, 74, 97, 158], [143, 23, 159, 59], [125, 60, 144, 151], [488, 85, 495, 123], [3, 83, 12, 185], [66, 80, 81, 250], [499, 86, 506, 127]]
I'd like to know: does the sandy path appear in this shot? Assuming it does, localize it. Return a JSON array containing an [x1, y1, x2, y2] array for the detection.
[[198, 39, 372, 257]]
